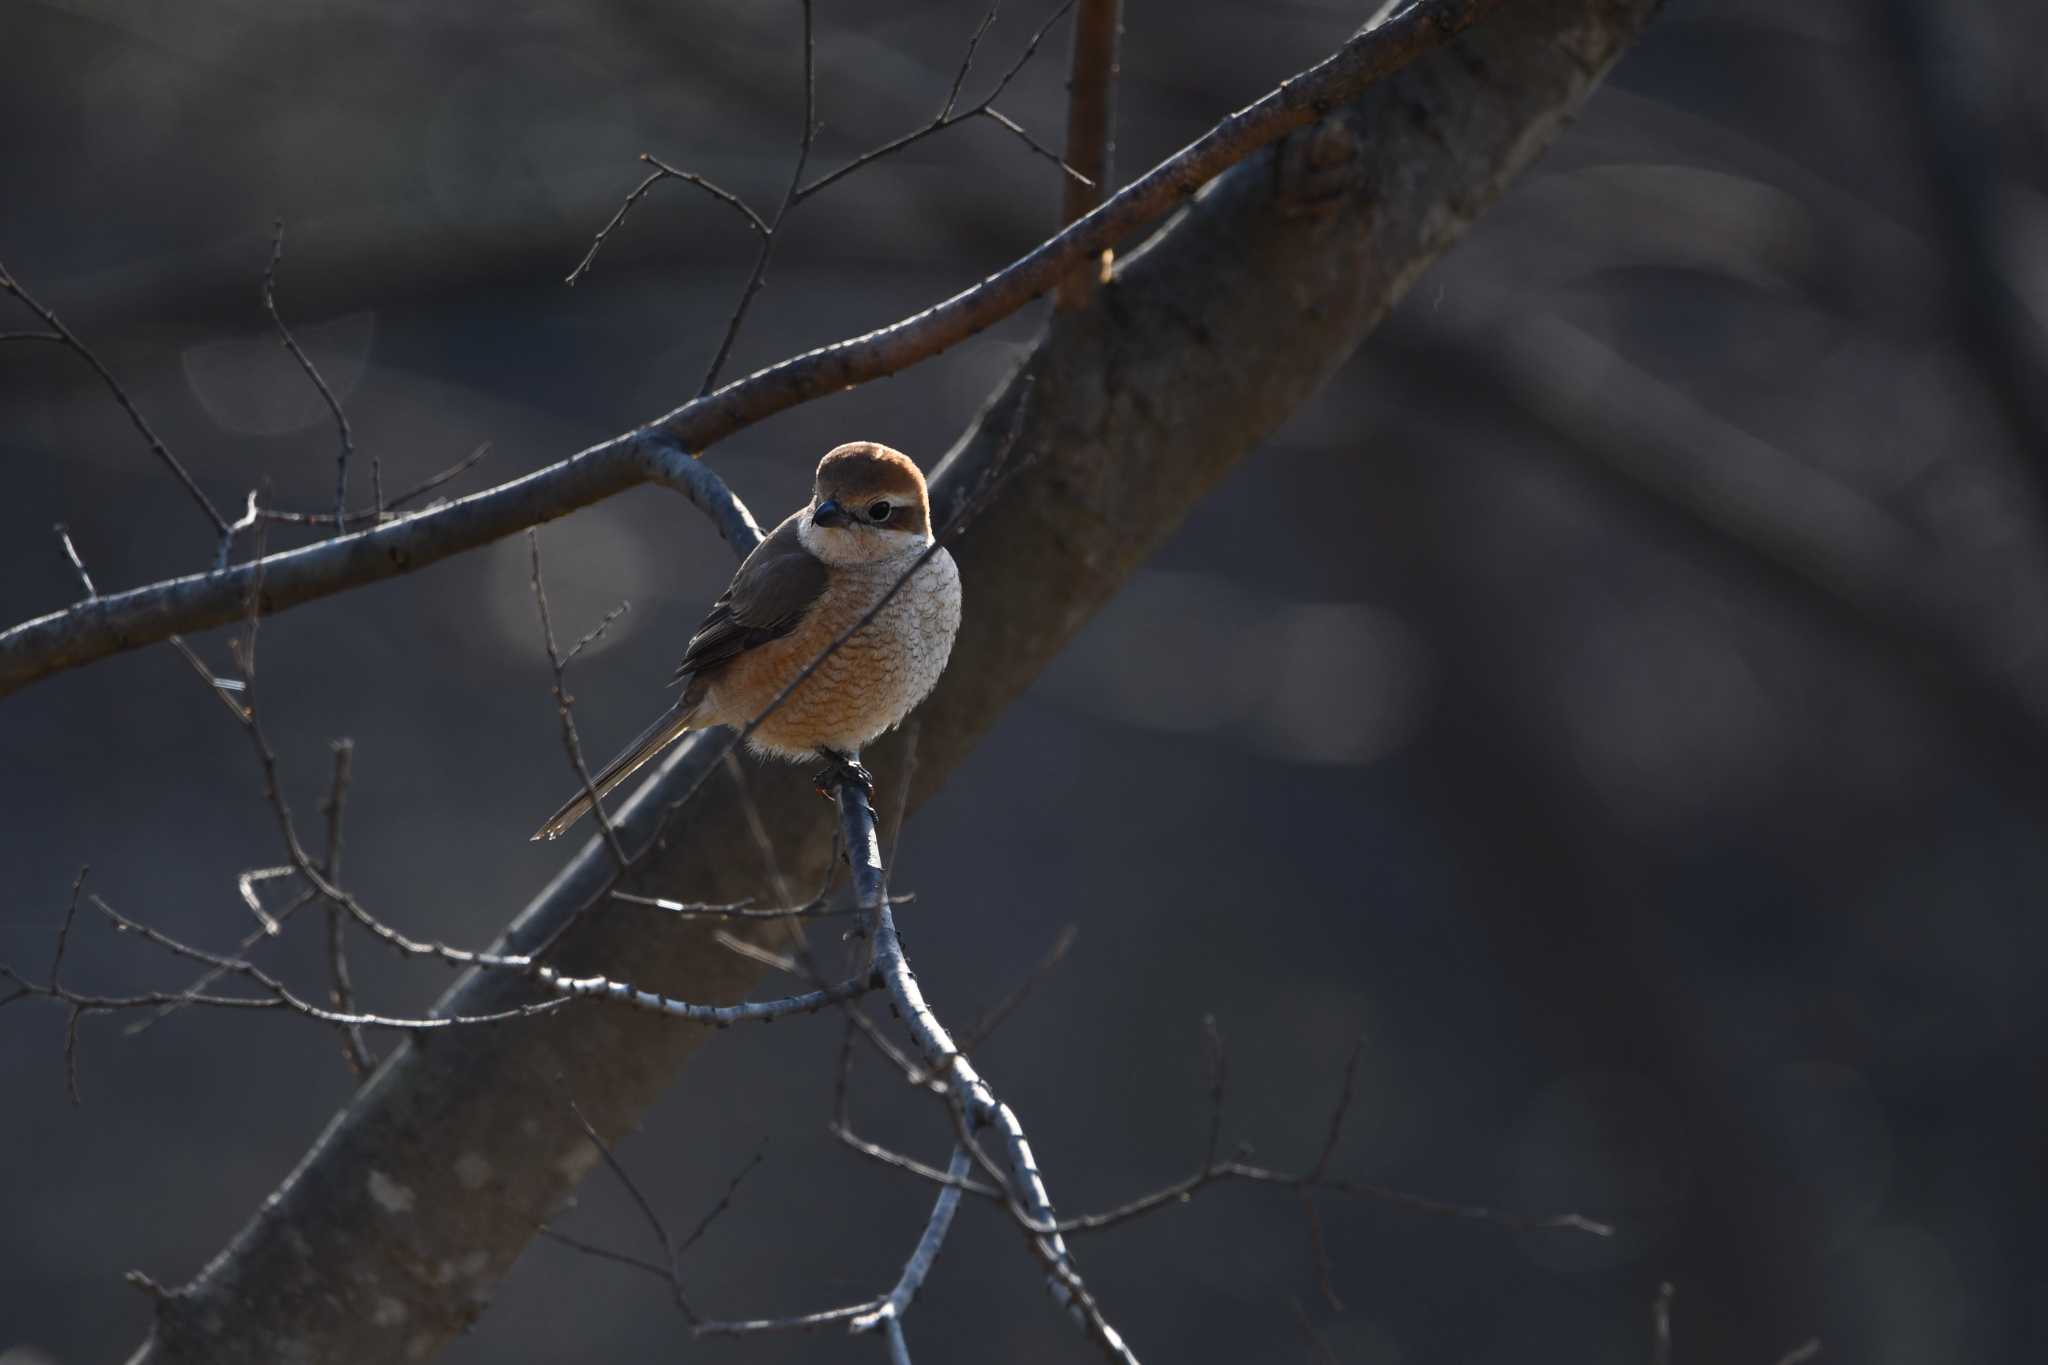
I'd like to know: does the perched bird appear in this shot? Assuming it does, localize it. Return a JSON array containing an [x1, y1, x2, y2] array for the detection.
[[532, 441, 962, 842]]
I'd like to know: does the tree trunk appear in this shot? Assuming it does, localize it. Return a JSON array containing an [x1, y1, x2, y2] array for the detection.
[[132, 3, 1661, 1359]]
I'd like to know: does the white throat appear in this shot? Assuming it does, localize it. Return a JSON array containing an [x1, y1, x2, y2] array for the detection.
[[798, 512, 931, 567]]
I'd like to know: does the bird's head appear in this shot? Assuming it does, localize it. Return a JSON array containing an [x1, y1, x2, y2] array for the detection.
[[799, 442, 934, 566]]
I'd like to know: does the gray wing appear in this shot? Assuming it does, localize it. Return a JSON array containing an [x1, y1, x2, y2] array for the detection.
[[672, 512, 826, 698]]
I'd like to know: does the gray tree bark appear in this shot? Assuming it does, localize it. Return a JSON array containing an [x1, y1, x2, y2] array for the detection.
[[131, 3, 1661, 1360]]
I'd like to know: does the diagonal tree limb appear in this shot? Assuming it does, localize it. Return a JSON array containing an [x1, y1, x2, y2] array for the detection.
[[127, 4, 1660, 1361]]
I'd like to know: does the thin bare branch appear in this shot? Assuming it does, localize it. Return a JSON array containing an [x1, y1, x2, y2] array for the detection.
[[983, 0, 1079, 105], [166, 635, 250, 720], [941, 4, 1003, 119], [850, 1145, 973, 1339], [957, 922, 1078, 1051], [833, 1124, 1005, 1198], [697, 1302, 880, 1338], [979, 107, 1093, 186], [0, 260, 227, 534], [52, 525, 96, 599], [565, 1097, 698, 1322], [1308, 1033, 1364, 1182], [679, 1144, 767, 1258], [797, 0, 1085, 203], [257, 442, 491, 528], [607, 889, 859, 921], [318, 738, 375, 1077], [529, 530, 631, 870], [691, 0, 817, 397], [565, 158, 768, 288], [49, 867, 88, 992], [533, 965, 871, 1026], [711, 929, 801, 977], [534, 1226, 674, 1283], [1301, 1188, 1344, 1312], [214, 490, 261, 571], [261, 220, 366, 524], [0, 894, 573, 1036]]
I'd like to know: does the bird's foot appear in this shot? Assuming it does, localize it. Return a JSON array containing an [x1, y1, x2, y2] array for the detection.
[[812, 750, 875, 803]]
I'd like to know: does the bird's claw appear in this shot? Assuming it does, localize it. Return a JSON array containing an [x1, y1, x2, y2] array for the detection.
[[812, 751, 875, 802]]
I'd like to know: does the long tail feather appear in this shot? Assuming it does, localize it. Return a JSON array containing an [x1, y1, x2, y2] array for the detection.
[[530, 703, 698, 842]]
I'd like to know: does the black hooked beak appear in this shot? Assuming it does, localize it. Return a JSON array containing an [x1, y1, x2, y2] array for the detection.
[[812, 498, 849, 529]]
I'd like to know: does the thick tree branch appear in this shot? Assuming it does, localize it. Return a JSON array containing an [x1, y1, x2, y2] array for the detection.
[[1, 0, 1497, 701], [1053, 0, 1121, 311], [127, 4, 1660, 1361]]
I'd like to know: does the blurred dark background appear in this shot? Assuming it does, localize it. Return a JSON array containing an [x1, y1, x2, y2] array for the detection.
[[5, 0, 2047, 1361]]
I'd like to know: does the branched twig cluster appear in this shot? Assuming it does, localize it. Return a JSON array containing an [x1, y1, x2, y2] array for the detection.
[[3, 242, 486, 584], [261, 219, 372, 527], [564, 0, 1092, 395], [0, 260, 227, 539], [572, 0, 1088, 400]]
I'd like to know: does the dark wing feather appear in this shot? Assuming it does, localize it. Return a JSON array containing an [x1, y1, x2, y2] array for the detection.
[[671, 511, 826, 697]]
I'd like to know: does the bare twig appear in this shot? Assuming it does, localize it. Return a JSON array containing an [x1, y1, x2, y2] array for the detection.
[[0, 260, 227, 534], [697, 1302, 880, 1338], [318, 738, 375, 1077], [849, 1145, 974, 1342], [563, 1097, 698, 1321], [532, 965, 871, 1026], [564, 157, 767, 288], [52, 525, 96, 599], [833, 1124, 1005, 1199], [957, 922, 1078, 1051], [0, 0, 1502, 696], [256, 442, 491, 529], [1308, 1033, 1364, 1182], [679, 1143, 767, 1258], [1651, 1281, 1674, 1365], [59, 524, 245, 722], [692, 0, 817, 397], [529, 530, 631, 870], [50, 867, 88, 993], [607, 889, 861, 921], [261, 220, 368, 525], [1301, 1188, 1344, 1312], [711, 929, 801, 977], [796, 0, 1089, 203], [0, 893, 575, 1038], [1052, 1155, 1614, 1239]]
